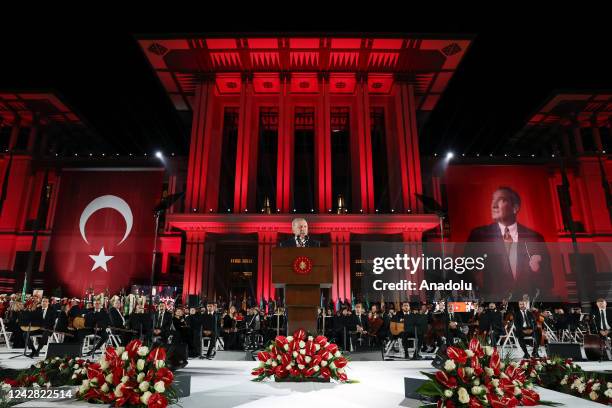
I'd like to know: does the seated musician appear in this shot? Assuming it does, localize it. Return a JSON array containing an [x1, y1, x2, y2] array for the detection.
[[109, 298, 129, 345], [348, 303, 369, 349], [368, 304, 385, 345], [127, 304, 152, 341], [514, 300, 540, 359], [405, 303, 428, 359], [479, 303, 504, 346], [171, 307, 190, 346], [23, 297, 56, 357], [332, 307, 350, 350], [85, 299, 111, 356], [7, 301, 25, 348], [221, 305, 239, 352], [186, 306, 203, 357], [152, 302, 172, 345], [591, 298, 612, 342], [245, 307, 261, 350], [203, 302, 219, 358], [393, 302, 414, 359]]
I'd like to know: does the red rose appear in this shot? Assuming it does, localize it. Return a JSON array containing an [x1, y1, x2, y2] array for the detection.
[[275, 336, 288, 350], [520, 389, 540, 406], [338, 372, 348, 381], [147, 392, 168, 408], [305, 341, 316, 355], [257, 351, 271, 362], [314, 335, 328, 346], [296, 354, 306, 366], [333, 357, 348, 369], [325, 343, 339, 355], [469, 396, 483, 408], [446, 346, 467, 364], [293, 329, 306, 341], [274, 366, 289, 378], [125, 339, 142, 358], [320, 367, 331, 379], [310, 355, 323, 367], [252, 368, 264, 376], [147, 347, 167, 362], [435, 371, 458, 389], [469, 338, 484, 358], [303, 367, 316, 377], [112, 367, 124, 386], [155, 367, 174, 386], [320, 351, 332, 361], [289, 367, 300, 377]]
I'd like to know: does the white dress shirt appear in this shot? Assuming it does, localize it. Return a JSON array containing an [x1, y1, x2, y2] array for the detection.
[[499, 222, 518, 280]]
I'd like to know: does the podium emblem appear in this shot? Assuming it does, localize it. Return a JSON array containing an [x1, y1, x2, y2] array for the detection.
[[292, 256, 313, 275]]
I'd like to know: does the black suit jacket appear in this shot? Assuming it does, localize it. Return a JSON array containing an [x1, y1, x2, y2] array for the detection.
[[466, 222, 552, 300], [591, 309, 612, 332], [278, 237, 321, 248], [109, 307, 126, 328], [202, 313, 218, 333], [514, 308, 536, 332], [86, 309, 110, 329], [348, 313, 369, 332], [153, 311, 172, 332], [32, 307, 57, 329]]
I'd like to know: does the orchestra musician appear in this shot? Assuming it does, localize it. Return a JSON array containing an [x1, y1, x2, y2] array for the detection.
[[127, 304, 152, 341], [514, 300, 540, 358], [591, 298, 612, 342], [108, 298, 129, 345], [203, 302, 219, 358], [22, 297, 56, 358], [348, 303, 369, 349], [479, 303, 504, 346], [85, 298, 111, 356], [152, 302, 172, 345]]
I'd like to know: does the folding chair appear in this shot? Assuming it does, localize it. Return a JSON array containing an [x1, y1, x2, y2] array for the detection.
[[0, 318, 12, 350]]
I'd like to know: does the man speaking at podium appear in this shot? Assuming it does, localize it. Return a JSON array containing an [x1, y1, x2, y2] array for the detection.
[[279, 218, 321, 248]]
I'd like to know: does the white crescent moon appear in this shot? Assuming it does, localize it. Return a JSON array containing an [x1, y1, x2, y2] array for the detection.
[[79, 195, 133, 245]]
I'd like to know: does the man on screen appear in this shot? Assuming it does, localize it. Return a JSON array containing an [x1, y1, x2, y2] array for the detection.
[[278, 218, 321, 248], [465, 187, 552, 300]]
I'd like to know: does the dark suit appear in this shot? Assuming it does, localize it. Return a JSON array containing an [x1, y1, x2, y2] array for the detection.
[[202, 312, 218, 357], [153, 311, 172, 343], [22, 307, 57, 354], [278, 236, 321, 248], [466, 223, 552, 301], [591, 309, 612, 334], [514, 308, 540, 357], [479, 309, 504, 345], [86, 308, 111, 353]]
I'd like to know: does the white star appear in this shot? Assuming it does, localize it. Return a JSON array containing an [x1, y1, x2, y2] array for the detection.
[[89, 247, 114, 272]]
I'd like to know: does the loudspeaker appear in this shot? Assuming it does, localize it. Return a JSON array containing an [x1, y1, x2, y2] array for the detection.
[[404, 377, 429, 399], [46, 343, 82, 359], [214, 351, 251, 361], [188, 295, 200, 308], [173, 372, 191, 397], [166, 343, 189, 370], [346, 348, 384, 361], [546, 342, 582, 360]]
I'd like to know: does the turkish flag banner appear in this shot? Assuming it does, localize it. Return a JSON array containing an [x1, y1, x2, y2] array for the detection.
[[46, 169, 164, 297]]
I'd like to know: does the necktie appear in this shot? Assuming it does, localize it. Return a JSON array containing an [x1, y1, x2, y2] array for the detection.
[[158, 313, 163, 328], [504, 227, 513, 251], [603, 310, 609, 330], [522, 311, 527, 327], [43, 309, 46, 319]]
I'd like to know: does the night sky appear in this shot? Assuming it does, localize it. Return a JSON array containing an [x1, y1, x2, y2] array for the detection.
[[1, 17, 609, 157]]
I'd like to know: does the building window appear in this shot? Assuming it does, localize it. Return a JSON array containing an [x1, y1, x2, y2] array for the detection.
[[293, 107, 315, 213], [370, 107, 391, 213], [331, 107, 352, 212], [217, 108, 239, 212], [256, 107, 278, 212]]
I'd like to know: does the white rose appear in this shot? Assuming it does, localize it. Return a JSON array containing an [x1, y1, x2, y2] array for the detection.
[[299, 341, 306, 348], [106, 373, 114, 383], [298, 364, 305, 370], [305, 356, 312, 363], [79, 384, 88, 394], [321, 360, 328, 367], [334, 351, 342, 358], [458, 387, 470, 404], [35, 362, 42, 369], [578, 384, 586, 393], [155, 360, 165, 369], [286, 336, 293, 342], [605, 389, 612, 398], [500, 373, 509, 380], [484, 346, 493, 356], [315, 344, 321, 351], [560, 376, 568, 386], [530, 371, 536, 378], [485, 368, 495, 377], [271, 361, 278, 367], [277, 355, 282, 361], [1, 383, 11, 392], [74, 364, 80, 369], [299, 349, 306, 355], [139, 381, 150, 392], [114, 385, 123, 397], [308, 336, 314, 341], [284, 344, 289, 351], [337, 368, 345, 374], [444, 389, 453, 398], [444, 359, 456, 372], [465, 350, 474, 358], [590, 391, 599, 400], [329, 362, 336, 370], [464, 367, 474, 377], [100, 358, 109, 370], [137, 346, 149, 356], [121, 351, 129, 360], [592, 383, 601, 391], [140, 391, 152, 405], [71, 374, 77, 380], [154, 380, 165, 393], [313, 365, 320, 372], [285, 364, 292, 371], [121, 375, 129, 384], [514, 387, 521, 395], [526, 383, 533, 390], [608, 382, 612, 389], [81, 379, 90, 388], [471, 385, 482, 395], [137, 359, 146, 371], [100, 383, 109, 393], [116, 347, 125, 355], [292, 351, 298, 358], [472, 377, 479, 386], [491, 379, 499, 387]]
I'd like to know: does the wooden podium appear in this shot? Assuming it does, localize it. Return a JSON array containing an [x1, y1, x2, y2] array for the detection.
[[271, 247, 332, 334]]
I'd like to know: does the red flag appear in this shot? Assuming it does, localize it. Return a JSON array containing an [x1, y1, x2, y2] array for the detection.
[[46, 169, 163, 296]]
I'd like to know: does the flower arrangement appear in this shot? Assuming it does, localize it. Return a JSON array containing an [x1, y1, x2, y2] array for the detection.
[[75, 339, 177, 407], [416, 338, 560, 407], [251, 329, 350, 382], [520, 356, 612, 406]]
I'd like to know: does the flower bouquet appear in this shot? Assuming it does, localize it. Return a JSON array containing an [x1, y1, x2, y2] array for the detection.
[[252, 329, 350, 383], [76, 339, 177, 407], [416, 338, 561, 407]]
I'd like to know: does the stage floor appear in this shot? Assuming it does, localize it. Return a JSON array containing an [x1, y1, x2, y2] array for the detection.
[[2, 350, 612, 407]]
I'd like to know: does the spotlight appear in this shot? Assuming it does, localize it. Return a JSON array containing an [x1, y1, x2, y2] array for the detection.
[[359, 209, 363, 213], [102, 153, 105, 156], [531, 154, 535, 157], [293, 209, 296, 212], [391, 209, 395, 213], [310, 209, 314, 212], [155, 151, 163, 159], [227, 208, 231, 212], [209, 208, 213, 212], [89, 153, 93, 156], [446, 152, 454, 160], [192, 208, 197, 212], [476, 153, 480, 157]]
